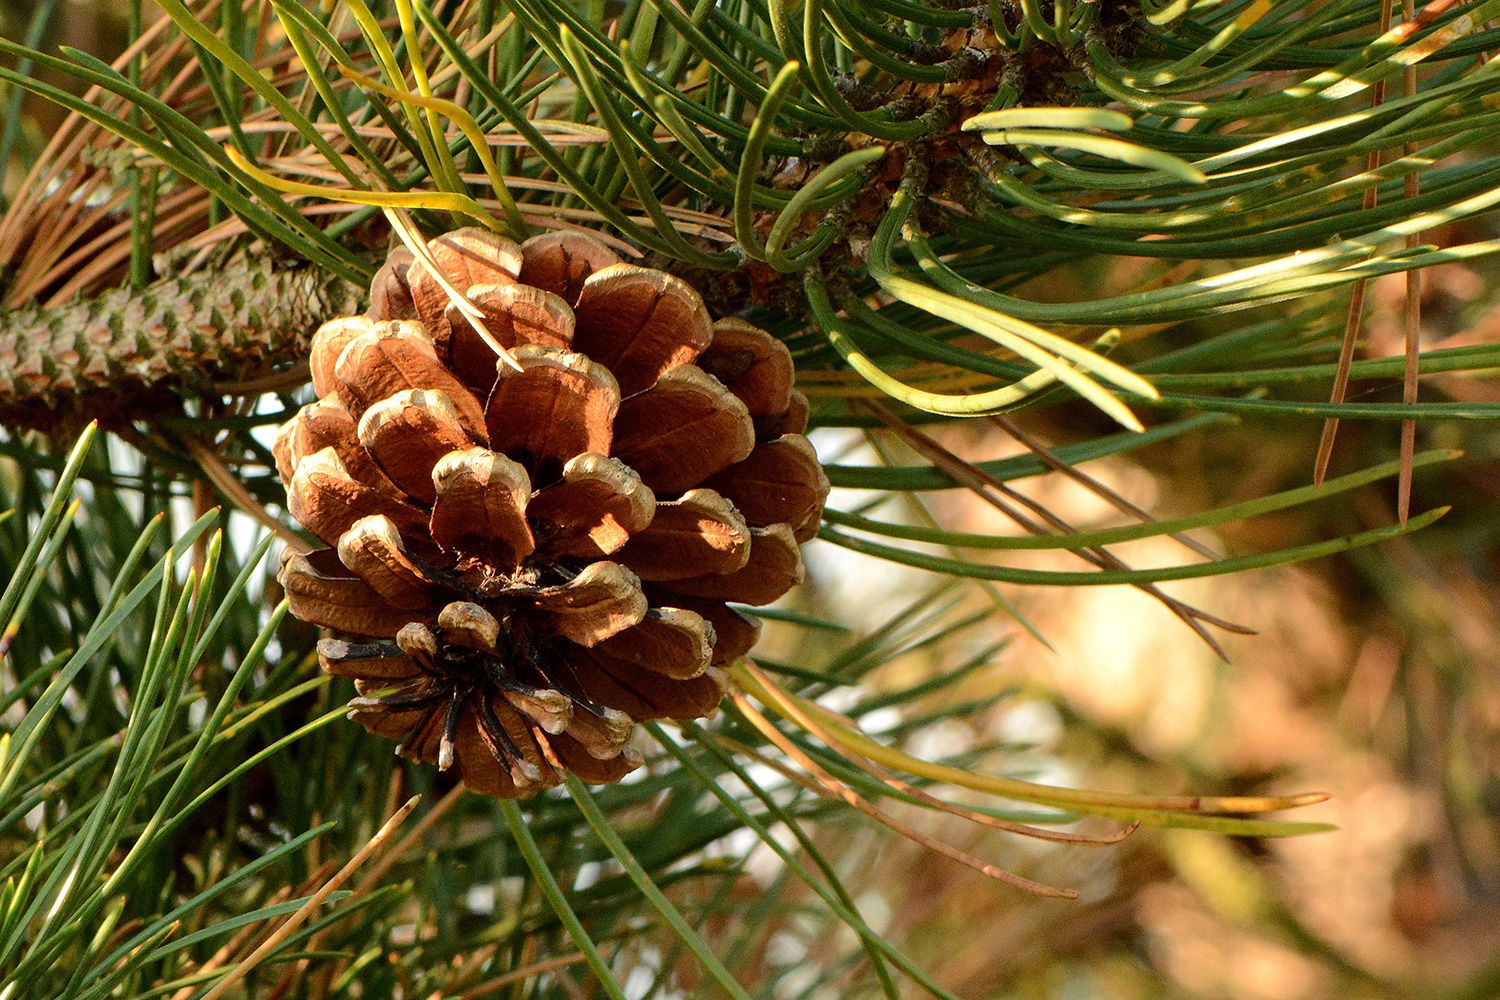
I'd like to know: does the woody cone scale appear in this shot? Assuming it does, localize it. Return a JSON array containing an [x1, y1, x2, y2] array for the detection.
[[274, 228, 828, 797]]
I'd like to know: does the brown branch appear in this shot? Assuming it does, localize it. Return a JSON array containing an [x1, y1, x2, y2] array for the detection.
[[0, 252, 361, 432]]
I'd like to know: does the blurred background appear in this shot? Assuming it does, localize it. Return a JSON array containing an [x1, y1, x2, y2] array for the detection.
[[784, 382, 1500, 999], [3, 2, 1499, 998]]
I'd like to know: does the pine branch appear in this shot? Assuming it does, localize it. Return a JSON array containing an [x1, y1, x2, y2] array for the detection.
[[0, 251, 361, 430]]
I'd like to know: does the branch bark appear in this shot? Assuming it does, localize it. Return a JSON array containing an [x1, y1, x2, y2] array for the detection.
[[0, 255, 362, 431]]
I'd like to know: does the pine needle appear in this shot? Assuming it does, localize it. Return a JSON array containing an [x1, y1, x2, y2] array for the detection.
[[196, 796, 420, 1000]]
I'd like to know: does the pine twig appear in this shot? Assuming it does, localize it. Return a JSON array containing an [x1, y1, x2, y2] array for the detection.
[[0, 251, 361, 430]]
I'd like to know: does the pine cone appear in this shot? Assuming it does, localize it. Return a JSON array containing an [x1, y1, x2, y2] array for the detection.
[[274, 229, 827, 798]]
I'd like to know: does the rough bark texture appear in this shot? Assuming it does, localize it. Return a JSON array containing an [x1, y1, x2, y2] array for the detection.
[[0, 256, 363, 431]]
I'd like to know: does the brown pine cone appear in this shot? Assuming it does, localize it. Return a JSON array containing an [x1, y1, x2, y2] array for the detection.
[[274, 228, 827, 798]]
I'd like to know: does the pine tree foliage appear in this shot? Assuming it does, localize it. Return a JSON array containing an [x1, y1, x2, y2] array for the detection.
[[1, 0, 1498, 996]]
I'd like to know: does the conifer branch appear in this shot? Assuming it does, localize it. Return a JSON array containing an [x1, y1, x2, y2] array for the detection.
[[0, 252, 361, 430]]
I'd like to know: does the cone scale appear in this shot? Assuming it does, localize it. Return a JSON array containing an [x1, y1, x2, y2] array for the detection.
[[276, 229, 828, 798]]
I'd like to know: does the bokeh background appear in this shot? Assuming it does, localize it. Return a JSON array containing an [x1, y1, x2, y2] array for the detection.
[[3, 2, 1499, 998]]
